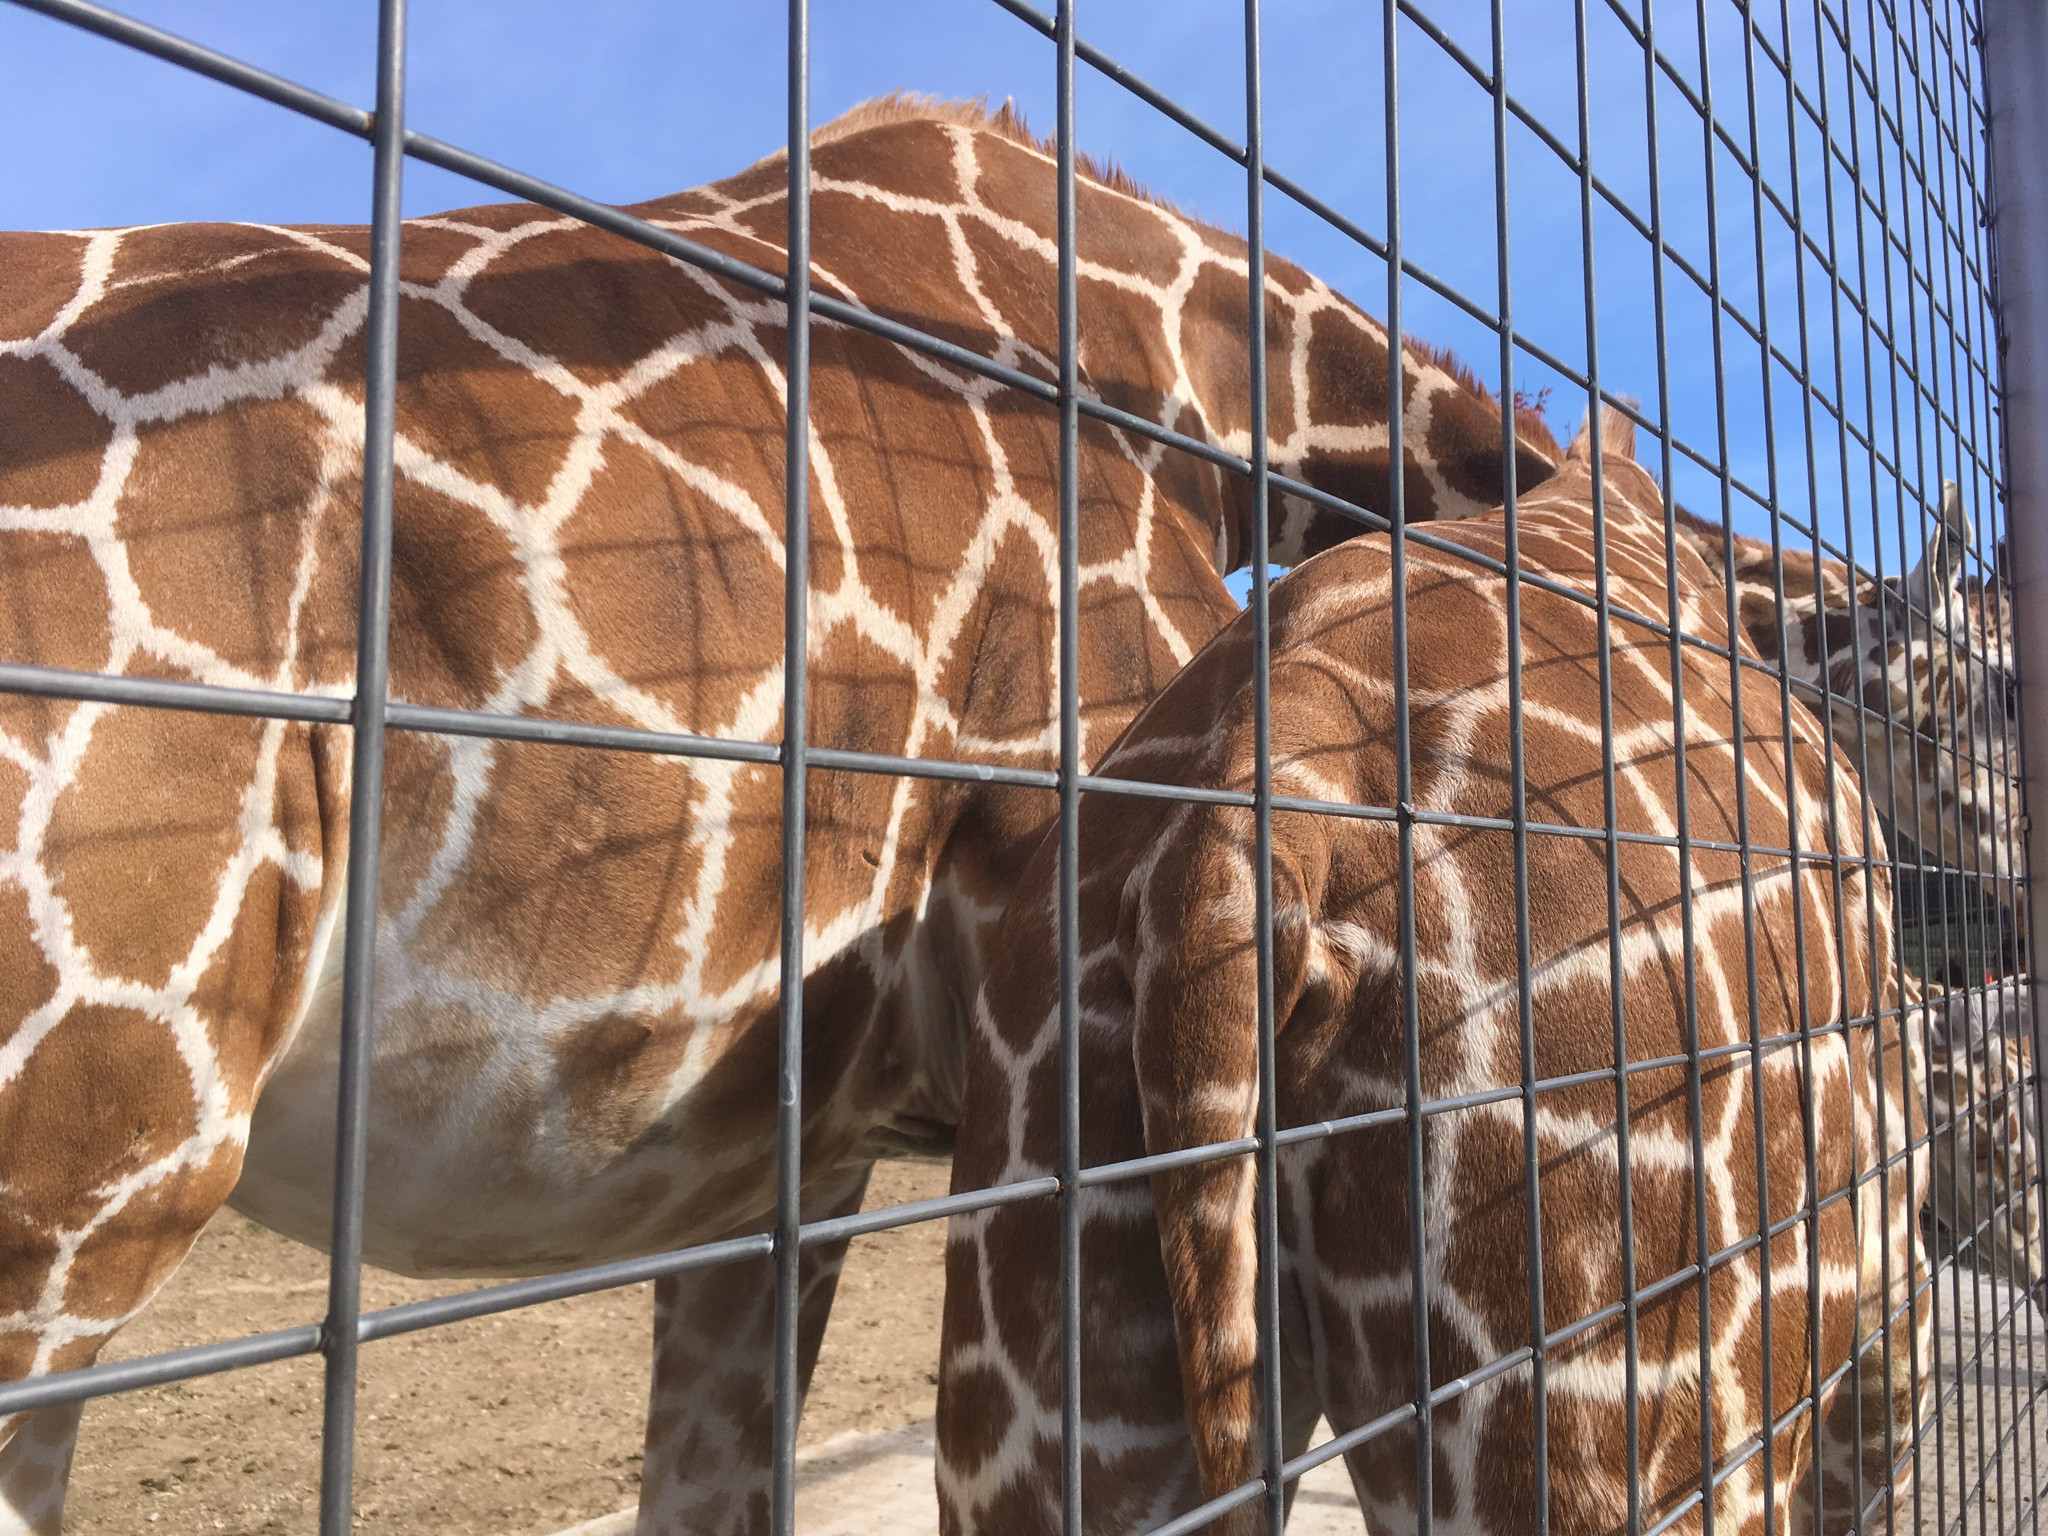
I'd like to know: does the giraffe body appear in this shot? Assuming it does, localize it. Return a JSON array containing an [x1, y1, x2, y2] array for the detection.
[[0, 98, 1557, 1533], [938, 418, 1930, 1536]]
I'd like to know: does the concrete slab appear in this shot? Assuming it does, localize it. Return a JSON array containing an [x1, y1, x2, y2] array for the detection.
[[551, 1276, 2048, 1536], [545, 1419, 1366, 1535], [1909, 1269, 2048, 1535]]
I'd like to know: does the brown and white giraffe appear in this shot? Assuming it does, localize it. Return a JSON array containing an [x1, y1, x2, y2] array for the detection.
[[937, 413, 1970, 1536], [1473, 470, 2038, 1323], [1674, 491, 2043, 1318], [1672, 481, 2022, 909], [0, 97, 1561, 1534], [1922, 978, 2041, 1307]]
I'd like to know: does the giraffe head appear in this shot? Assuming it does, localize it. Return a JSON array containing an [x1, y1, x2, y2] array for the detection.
[[1844, 483, 2020, 910], [1680, 483, 2021, 921]]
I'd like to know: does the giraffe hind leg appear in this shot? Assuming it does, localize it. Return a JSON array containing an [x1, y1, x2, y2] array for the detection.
[[634, 1162, 873, 1536]]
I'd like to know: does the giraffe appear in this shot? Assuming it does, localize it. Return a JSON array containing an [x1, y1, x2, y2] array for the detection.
[[1670, 488, 2043, 1318], [937, 412, 1951, 1536], [1454, 471, 2037, 1324], [1671, 480, 2022, 911], [1921, 978, 2041, 1309], [0, 95, 1561, 1534]]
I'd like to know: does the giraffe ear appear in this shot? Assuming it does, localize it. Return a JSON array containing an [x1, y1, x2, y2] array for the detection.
[[1907, 479, 1969, 618]]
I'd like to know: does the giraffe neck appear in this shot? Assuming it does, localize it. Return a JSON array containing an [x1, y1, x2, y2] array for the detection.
[[1674, 506, 2020, 897], [1673, 507, 1844, 690]]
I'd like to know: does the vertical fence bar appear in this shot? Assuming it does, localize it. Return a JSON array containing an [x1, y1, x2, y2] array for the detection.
[[1776, 8, 1874, 1531], [1980, 0, 2048, 1484], [1948, 3, 2039, 1511], [1806, 1, 1907, 1521], [1629, 5, 1719, 1527], [1890, 13, 1980, 1519], [1570, 2, 1643, 1527], [1381, 7, 1434, 1530], [1485, 4, 1547, 1529], [1983, 0, 2048, 1237], [1228, 3, 1277, 1531], [1918, 12, 2010, 1523], [1857, 0, 1952, 1521], [1843, 0, 1933, 1523], [315, 1, 406, 1529], [1053, 0, 1083, 1529], [1241, 5, 1285, 1532], [1767, 22, 1847, 1536], [1962, 0, 2046, 1503], [1704, 5, 1781, 1524], [1907, 11, 2001, 1515], [770, 1, 811, 1529], [1762, 15, 1837, 1534]]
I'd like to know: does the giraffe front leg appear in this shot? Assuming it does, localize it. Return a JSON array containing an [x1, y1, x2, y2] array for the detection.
[[0, 1403, 80, 1536], [0, 1002, 255, 1536], [935, 1180, 1210, 1536], [1808, 1279, 1931, 1536], [633, 1162, 873, 1536]]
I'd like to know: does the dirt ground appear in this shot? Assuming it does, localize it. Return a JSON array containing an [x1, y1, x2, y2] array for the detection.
[[66, 1161, 952, 1536], [64, 1163, 2048, 1536]]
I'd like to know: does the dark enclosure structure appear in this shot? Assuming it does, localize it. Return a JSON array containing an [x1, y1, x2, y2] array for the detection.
[[0, 0, 2044, 1533]]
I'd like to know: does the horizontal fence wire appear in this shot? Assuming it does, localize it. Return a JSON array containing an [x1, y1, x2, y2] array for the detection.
[[0, 0, 2037, 1533]]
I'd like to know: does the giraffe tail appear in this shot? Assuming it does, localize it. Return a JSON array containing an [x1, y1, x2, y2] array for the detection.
[[1125, 832, 1305, 1534]]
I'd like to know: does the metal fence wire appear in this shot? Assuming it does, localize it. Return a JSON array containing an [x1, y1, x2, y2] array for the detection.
[[0, 0, 2043, 1533]]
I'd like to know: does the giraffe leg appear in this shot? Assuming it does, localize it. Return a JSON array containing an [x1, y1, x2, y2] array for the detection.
[[0, 1403, 80, 1536], [1806, 1282, 1930, 1536], [633, 1161, 873, 1536], [942, 1160, 1260, 1536], [1797, 1012, 1934, 1536], [1275, 1262, 1326, 1528], [0, 997, 257, 1536]]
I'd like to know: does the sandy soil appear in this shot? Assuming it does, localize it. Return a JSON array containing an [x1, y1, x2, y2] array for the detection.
[[65, 1161, 951, 1536]]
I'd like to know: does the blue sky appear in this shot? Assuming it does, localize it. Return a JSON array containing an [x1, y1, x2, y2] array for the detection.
[[0, 0, 1992, 583]]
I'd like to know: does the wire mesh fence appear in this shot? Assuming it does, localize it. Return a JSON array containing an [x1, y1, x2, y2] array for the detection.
[[0, 0, 2040, 1534]]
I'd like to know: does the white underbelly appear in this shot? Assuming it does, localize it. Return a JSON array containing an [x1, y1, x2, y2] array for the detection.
[[229, 878, 771, 1279], [231, 835, 972, 1279]]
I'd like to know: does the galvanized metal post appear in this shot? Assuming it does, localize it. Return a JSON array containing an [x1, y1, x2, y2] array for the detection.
[[316, 0, 406, 1529], [1984, 0, 2048, 1202], [770, 3, 811, 1531]]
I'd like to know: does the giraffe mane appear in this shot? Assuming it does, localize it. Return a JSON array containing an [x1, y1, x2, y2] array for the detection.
[[1564, 402, 1637, 466], [1400, 337, 1563, 464], [811, 91, 1183, 214]]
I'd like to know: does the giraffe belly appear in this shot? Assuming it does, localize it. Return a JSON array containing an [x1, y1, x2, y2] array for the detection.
[[228, 866, 965, 1280], [231, 912, 801, 1279]]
